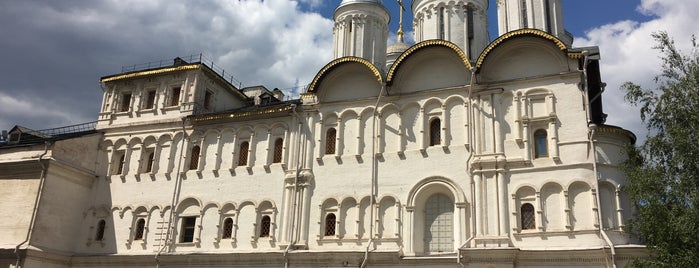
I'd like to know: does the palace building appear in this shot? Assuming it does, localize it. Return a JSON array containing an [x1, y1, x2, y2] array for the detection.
[[0, 0, 644, 267]]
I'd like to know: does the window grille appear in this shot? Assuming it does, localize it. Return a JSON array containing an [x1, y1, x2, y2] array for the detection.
[[189, 145, 200, 170], [120, 93, 131, 112], [325, 214, 336, 236], [273, 138, 283, 163], [259, 216, 271, 237], [222, 217, 233, 239], [134, 218, 145, 240], [521, 203, 536, 230], [325, 128, 336, 155], [430, 118, 441, 146], [424, 193, 454, 254], [238, 142, 249, 166], [521, 0, 528, 28], [169, 87, 181, 107], [145, 90, 156, 109], [95, 220, 106, 241]]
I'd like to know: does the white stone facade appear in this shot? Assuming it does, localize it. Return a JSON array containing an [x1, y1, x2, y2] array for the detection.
[[0, 1, 645, 267]]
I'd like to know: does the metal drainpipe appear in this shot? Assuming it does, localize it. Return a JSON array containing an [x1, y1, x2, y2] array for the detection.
[[581, 51, 616, 268], [155, 117, 188, 267], [360, 83, 386, 268], [284, 104, 304, 268], [458, 69, 477, 267], [14, 141, 51, 268]]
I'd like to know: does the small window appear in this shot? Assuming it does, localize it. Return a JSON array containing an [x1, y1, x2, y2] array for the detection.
[[521, 0, 528, 28], [521, 203, 535, 230], [134, 218, 146, 240], [114, 151, 126, 175], [438, 7, 445, 39], [259, 215, 271, 238], [144, 90, 156, 109], [189, 145, 200, 170], [180, 217, 196, 243], [95, 220, 106, 241], [429, 118, 441, 146], [144, 151, 155, 173], [120, 93, 132, 112], [325, 128, 336, 155], [273, 138, 283, 163], [534, 129, 548, 158], [204, 91, 213, 110], [324, 213, 336, 236], [238, 142, 249, 166], [169, 87, 181, 107], [222, 217, 234, 239]]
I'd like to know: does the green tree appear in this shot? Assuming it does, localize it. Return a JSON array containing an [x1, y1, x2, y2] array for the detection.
[[622, 31, 699, 267]]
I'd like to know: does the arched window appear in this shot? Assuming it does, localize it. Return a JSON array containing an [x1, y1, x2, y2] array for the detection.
[[238, 142, 249, 166], [273, 138, 283, 163], [116, 152, 126, 175], [222, 217, 234, 239], [521, 203, 536, 230], [179, 217, 196, 243], [259, 215, 271, 237], [325, 128, 336, 155], [438, 7, 446, 39], [189, 145, 200, 170], [324, 213, 336, 236], [424, 193, 454, 254], [521, 0, 528, 28], [466, 5, 475, 60], [134, 218, 146, 240], [429, 118, 441, 146], [544, 0, 553, 33], [95, 220, 106, 241], [145, 151, 155, 173], [534, 129, 548, 158]]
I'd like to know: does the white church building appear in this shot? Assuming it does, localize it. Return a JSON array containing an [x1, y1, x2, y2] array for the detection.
[[0, 0, 645, 267]]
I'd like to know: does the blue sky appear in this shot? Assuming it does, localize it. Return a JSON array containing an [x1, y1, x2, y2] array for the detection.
[[0, 0, 697, 141]]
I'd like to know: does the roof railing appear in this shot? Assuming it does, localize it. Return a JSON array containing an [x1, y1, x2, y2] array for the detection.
[[120, 54, 243, 88]]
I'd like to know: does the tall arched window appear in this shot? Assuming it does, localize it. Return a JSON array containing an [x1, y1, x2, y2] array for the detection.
[[238, 142, 249, 166], [521, 203, 536, 230], [534, 129, 548, 158], [273, 138, 283, 163], [438, 7, 446, 39], [222, 217, 234, 239], [145, 151, 155, 173], [259, 215, 271, 237], [116, 153, 126, 175], [466, 5, 475, 60], [429, 118, 441, 146], [134, 218, 146, 240], [189, 145, 200, 170], [95, 220, 106, 241], [521, 0, 528, 28], [325, 128, 336, 155], [324, 213, 336, 236], [424, 193, 454, 254], [544, 0, 553, 33]]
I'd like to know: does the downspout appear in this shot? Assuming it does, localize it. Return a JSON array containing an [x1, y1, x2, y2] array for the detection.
[[15, 141, 51, 268], [360, 82, 386, 268], [458, 68, 477, 267], [284, 104, 304, 268], [156, 117, 188, 267], [581, 50, 616, 268]]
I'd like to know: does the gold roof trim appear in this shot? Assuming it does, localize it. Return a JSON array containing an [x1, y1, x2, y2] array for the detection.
[[308, 56, 382, 93], [476, 29, 569, 69], [300, 93, 316, 99], [190, 105, 294, 122], [386, 39, 471, 85], [100, 64, 200, 83]]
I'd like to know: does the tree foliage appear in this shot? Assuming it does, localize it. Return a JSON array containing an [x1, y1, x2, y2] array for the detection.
[[622, 31, 699, 267]]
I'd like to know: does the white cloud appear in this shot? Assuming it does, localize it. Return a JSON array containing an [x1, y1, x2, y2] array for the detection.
[[0, 0, 334, 130], [573, 0, 699, 142]]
